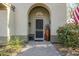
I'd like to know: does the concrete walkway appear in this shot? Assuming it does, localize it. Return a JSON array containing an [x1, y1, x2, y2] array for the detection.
[[17, 41, 60, 56]]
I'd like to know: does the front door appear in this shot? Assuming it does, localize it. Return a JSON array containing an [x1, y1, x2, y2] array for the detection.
[[35, 19, 44, 40]]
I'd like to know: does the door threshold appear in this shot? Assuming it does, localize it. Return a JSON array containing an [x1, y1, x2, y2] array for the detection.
[[34, 40, 44, 42]]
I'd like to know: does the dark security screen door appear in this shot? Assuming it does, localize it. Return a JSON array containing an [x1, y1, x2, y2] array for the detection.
[[36, 19, 43, 38]]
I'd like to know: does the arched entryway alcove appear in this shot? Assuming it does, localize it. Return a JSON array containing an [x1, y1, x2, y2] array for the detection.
[[28, 3, 51, 41]]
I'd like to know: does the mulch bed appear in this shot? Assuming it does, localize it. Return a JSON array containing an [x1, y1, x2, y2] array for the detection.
[[54, 44, 79, 56], [0, 44, 26, 56]]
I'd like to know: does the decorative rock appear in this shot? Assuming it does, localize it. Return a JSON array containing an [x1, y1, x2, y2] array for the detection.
[[75, 48, 79, 52]]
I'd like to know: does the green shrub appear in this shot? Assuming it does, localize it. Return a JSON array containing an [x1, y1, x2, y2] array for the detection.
[[0, 37, 25, 56], [0, 52, 10, 56], [9, 37, 25, 49], [57, 23, 79, 47]]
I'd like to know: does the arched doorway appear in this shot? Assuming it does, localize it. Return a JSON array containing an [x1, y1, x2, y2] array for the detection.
[[28, 4, 50, 41]]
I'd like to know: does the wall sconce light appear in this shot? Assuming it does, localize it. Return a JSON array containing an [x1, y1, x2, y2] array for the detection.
[[29, 22, 31, 27]]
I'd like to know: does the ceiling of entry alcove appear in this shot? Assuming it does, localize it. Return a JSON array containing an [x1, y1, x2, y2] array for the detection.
[[29, 6, 50, 17], [0, 3, 6, 10]]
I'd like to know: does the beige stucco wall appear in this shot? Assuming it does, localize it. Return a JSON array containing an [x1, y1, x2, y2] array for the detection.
[[0, 10, 7, 36], [12, 3, 66, 36], [12, 3, 30, 36], [0, 10, 9, 45], [49, 3, 67, 35]]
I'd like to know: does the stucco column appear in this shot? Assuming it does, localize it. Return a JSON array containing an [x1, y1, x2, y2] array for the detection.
[[0, 3, 11, 45]]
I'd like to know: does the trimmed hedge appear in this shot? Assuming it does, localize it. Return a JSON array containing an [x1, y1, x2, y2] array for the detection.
[[57, 23, 79, 47]]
